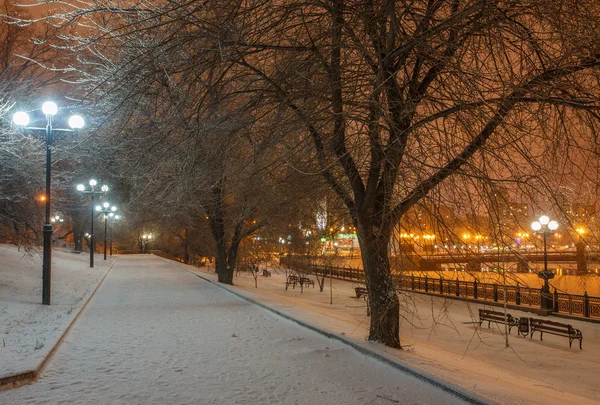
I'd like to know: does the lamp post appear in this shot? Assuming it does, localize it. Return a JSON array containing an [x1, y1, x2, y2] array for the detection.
[[141, 234, 153, 253], [96, 203, 117, 260], [77, 180, 109, 267], [13, 102, 84, 305], [531, 215, 559, 311], [109, 214, 121, 256]]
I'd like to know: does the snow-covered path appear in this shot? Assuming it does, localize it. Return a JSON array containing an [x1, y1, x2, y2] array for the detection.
[[0, 255, 469, 405]]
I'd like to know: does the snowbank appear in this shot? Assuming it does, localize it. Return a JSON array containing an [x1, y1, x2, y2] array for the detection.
[[183, 262, 599, 405], [0, 244, 112, 380]]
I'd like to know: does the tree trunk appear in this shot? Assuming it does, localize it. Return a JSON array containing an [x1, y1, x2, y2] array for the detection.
[[216, 238, 230, 283], [184, 228, 190, 264], [358, 229, 401, 349]]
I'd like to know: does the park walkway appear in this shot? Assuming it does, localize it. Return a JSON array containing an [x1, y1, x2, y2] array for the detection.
[[0, 255, 469, 405]]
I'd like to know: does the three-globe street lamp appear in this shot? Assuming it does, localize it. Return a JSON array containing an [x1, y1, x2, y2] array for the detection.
[[13, 102, 84, 305], [96, 203, 117, 260], [531, 215, 559, 311], [50, 215, 64, 223], [77, 180, 109, 268], [108, 213, 121, 256], [141, 234, 153, 254]]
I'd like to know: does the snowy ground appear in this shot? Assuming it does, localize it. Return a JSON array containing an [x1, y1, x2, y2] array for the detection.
[[0, 244, 113, 379], [0, 255, 469, 405], [184, 263, 599, 405]]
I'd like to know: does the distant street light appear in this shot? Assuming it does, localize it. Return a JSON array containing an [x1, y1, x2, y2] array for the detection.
[[76, 179, 109, 267], [13, 102, 84, 305], [50, 215, 64, 223], [96, 203, 117, 260], [141, 233, 153, 253], [531, 215, 559, 311]]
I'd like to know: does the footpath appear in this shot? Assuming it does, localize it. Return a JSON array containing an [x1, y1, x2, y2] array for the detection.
[[180, 261, 599, 405]]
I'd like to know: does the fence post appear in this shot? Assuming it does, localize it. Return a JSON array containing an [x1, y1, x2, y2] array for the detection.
[[411, 275, 415, 290], [516, 283, 521, 305], [473, 280, 478, 299], [568, 295, 573, 314], [440, 276, 444, 295], [425, 275, 429, 292], [584, 292, 590, 317], [493, 284, 498, 302], [456, 278, 460, 297], [553, 289, 559, 312]]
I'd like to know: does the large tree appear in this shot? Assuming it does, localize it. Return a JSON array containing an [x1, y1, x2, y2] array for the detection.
[[41, 0, 600, 348]]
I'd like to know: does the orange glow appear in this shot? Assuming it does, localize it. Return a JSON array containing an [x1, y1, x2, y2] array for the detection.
[[39, 195, 46, 202]]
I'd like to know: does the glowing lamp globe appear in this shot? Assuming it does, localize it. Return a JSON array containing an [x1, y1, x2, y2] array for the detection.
[[539, 215, 550, 225], [13, 111, 30, 126], [76, 184, 85, 191], [89, 179, 97, 186], [101, 185, 109, 192], [42, 101, 58, 116], [68, 115, 84, 129], [531, 221, 542, 231], [548, 221, 559, 231]]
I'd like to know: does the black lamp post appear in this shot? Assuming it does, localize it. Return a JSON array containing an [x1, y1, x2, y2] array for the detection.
[[109, 214, 121, 256], [95, 203, 117, 260], [77, 180, 109, 267], [532, 215, 559, 311], [13, 102, 84, 305]]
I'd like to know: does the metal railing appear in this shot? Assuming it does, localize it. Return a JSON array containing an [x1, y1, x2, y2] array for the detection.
[[280, 258, 599, 319]]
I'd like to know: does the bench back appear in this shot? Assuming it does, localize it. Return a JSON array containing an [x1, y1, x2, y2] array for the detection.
[[479, 308, 515, 322], [530, 318, 573, 333]]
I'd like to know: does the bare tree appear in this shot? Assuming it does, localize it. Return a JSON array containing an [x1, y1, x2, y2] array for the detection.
[[38, 0, 600, 349]]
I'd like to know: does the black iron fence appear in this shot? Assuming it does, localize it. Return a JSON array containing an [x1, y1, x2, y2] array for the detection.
[[280, 258, 600, 319]]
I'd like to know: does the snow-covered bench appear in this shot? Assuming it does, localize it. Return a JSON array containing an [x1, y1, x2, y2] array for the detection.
[[478, 309, 520, 335], [299, 277, 314, 288], [530, 318, 583, 349], [285, 275, 299, 290], [354, 286, 368, 299]]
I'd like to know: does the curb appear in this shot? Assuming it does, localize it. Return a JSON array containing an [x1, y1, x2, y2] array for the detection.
[[0, 258, 118, 391], [158, 257, 493, 405]]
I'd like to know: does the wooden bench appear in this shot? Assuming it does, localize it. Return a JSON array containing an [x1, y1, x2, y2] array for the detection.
[[299, 277, 314, 288], [262, 269, 271, 277], [478, 309, 521, 335], [530, 318, 583, 349], [285, 275, 299, 290], [355, 286, 368, 299]]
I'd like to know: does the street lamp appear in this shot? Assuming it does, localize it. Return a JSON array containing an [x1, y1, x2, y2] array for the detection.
[[13, 102, 84, 305], [76, 180, 109, 267], [96, 203, 117, 260], [50, 215, 64, 223], [531, 215, 559, 311], [141, 233, 153, 253], [108, 214, 121, 256]]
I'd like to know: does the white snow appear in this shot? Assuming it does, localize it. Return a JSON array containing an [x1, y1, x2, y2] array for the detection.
[[0, 255, 469, 404], [184, 263, 600, 405], [0, 244, 112, 379]]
